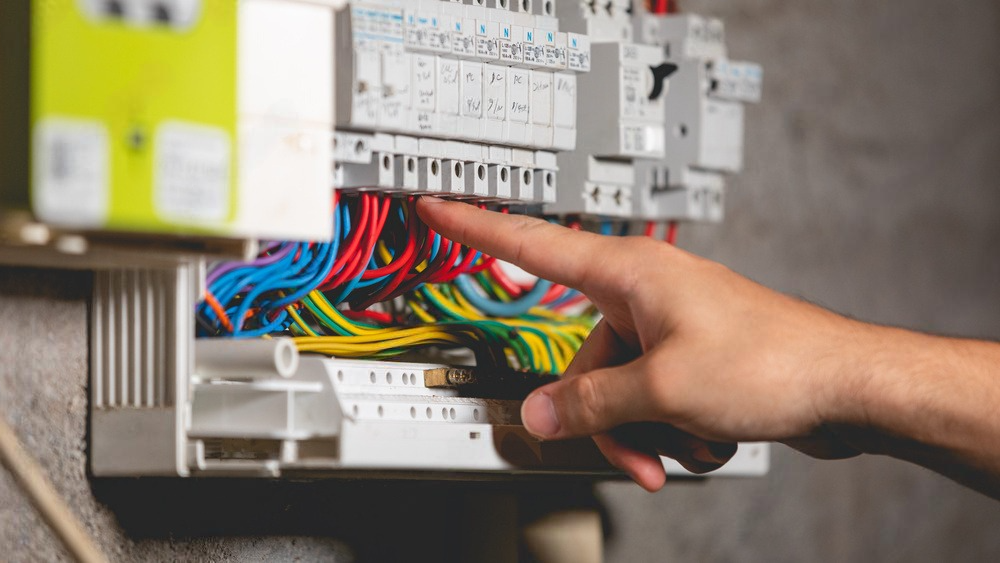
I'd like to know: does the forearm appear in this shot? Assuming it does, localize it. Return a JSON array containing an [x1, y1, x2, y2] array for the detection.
[[835, 324, 1000, 497]]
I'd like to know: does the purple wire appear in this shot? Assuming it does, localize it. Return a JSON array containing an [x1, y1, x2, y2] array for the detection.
[[206, 243, 295, 287]]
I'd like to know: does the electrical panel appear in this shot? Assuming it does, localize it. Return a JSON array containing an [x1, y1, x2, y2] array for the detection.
[[1, 0, 769, 482]]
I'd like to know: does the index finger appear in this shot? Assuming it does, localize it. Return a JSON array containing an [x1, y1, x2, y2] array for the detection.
[[417, 196, 614, 292]]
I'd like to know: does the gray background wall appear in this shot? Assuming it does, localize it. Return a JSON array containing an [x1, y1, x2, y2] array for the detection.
[[3, 0, 1000, 561]]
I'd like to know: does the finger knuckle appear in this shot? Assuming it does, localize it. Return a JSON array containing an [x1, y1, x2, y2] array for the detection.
[[565, 375, 605, 432]]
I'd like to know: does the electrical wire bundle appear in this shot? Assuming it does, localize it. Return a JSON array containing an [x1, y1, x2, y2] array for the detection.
[[197, 193, 597, 374]]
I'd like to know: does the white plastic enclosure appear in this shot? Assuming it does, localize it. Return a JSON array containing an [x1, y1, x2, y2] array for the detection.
[[89, 262, 769, 480]]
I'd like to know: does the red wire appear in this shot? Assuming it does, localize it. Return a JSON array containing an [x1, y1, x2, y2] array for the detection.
[[488, 262, 526, 297], [363, 199, 416, 279], [334, 195, 379, 288], [391, 224, 456, 297], [466, 254, 497, 275], [666, 221, 679, 245], [354, 199, 423, 309], [320, 195, 370, 289], [345, 194, 391, 285], [342, 309, 393, 324], [435, 244, 481, 283], [540, 283, 569, 305], [429, 239, 464, 283], [644, 221, 657, 238], [551, 293, 589, 311]]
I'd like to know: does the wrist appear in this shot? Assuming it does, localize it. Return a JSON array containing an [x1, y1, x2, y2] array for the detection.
[[823, 323, 1000, 459], [812, 318, 889, 431]]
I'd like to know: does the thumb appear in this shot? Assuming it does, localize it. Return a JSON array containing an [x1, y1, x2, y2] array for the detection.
[[520, 358, 654, 440]]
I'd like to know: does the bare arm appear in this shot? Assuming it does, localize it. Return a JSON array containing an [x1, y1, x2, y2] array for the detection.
[[417, 197, 1000, 497]]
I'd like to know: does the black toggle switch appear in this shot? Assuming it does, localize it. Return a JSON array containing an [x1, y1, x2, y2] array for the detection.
[[648, 62, 679, 101]]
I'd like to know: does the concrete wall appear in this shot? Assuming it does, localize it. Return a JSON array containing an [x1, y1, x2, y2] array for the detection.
[[3, 0, 1000, 561]]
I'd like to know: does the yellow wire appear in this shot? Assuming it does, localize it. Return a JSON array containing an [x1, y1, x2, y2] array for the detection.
[[295, 329, 461, 345], [408, 299, 437, 324], [295, 332, 463, 353], [426, 283, 576, 372], [294, 274, 592, 374], [286, 306, 319, 337]]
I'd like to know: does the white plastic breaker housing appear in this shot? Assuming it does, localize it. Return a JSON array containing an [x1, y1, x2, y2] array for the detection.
[[331, 0, 590, 205], [547, 0, 669, 218], [631, 12, 764, 222], [89, 262, 770, 480]]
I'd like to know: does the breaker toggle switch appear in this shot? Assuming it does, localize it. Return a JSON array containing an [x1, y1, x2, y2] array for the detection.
[[648, 62, 679, 101]]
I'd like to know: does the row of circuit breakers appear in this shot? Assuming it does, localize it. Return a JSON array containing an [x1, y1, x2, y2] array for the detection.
[[0, 0, 761, 248]]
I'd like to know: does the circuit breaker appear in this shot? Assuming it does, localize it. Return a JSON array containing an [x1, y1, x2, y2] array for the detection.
[[633, 12, 764, 222], [548, 2, 762, 222], [332, 0, 591, 205]]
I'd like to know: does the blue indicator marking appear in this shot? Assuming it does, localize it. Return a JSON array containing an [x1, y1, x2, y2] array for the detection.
[[432, 18, 438, 27], [356, 32, 404, 44], [455, 22, 461, 31], [547, 32, 554, 42], [526, 31, 533, 41], [504, 28, 510, 38], [480, 24, 487, 33]]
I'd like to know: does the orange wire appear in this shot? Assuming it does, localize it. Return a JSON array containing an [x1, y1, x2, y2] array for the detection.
[[204, 290, 234, 333]]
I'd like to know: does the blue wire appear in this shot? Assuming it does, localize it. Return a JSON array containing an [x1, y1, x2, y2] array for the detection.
[[453, 275, 552, 318], [232, 309, 291, 338], [600, 222, 613, 236], [209, 199, 348, 333], [207, 243, 299, 326], [269, 206, 344, 309], [232, 244, 319, 335], [430, 234, 442, 262]]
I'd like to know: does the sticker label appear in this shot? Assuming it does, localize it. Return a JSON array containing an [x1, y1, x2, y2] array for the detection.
[[32, 118, 110, 228], [154, 121, 230, 224]]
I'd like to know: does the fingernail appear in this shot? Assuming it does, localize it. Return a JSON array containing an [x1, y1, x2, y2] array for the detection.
[[522, 393, 560, 438], [421, 196, 444, 205]]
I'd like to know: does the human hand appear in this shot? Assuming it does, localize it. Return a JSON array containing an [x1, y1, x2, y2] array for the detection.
[[418, 197, 876, 491]]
